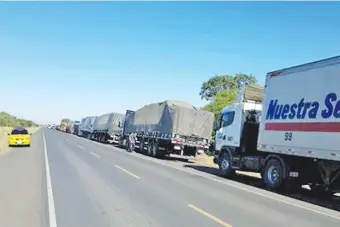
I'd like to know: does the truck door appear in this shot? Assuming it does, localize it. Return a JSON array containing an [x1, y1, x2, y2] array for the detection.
[[215, 109, 243, 151]]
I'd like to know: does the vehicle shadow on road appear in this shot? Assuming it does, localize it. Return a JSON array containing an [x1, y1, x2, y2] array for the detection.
[[183, 164, 340, 213]]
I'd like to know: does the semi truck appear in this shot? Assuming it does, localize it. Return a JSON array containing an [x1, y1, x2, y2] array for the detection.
[[73, 121, 81, 135], [91, 112, 124, 144], [66, 121, 75, 134], [60, 120, 67, 132], [119, 100, 214, 159], [213, 56, 340, 195], [79, 116, 96, 139]]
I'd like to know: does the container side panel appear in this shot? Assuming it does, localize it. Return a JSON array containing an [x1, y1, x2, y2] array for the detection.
[[258, 62, 340, 161]]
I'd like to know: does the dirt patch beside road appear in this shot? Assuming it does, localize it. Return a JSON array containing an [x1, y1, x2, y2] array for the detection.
[[0, 127, 40, 155]]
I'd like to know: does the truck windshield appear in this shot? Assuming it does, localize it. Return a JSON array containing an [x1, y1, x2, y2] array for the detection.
[[221, 111, 235, 127]]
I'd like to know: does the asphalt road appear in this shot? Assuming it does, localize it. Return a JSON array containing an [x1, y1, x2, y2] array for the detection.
[[0, 129, 340, 227]]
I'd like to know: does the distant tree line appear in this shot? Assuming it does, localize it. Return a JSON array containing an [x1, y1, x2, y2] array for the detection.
[[0, 111, 37, 127]]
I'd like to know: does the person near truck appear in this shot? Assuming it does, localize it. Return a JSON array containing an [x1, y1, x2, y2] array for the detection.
[[128, 132, 137, 151]]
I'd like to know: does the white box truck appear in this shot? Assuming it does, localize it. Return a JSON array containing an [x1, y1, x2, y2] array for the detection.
[[214, 56, 340, 195]]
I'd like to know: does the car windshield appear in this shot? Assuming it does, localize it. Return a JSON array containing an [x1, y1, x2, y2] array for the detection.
[[11, 129, 28, 135]]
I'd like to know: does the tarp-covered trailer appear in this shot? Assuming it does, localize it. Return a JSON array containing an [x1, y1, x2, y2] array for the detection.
[[92, 112, 124, 144], [119, 100, 214, 158], [79, 116, 96, 139]]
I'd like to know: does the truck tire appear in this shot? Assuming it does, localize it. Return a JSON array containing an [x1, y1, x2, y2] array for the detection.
[[151, 140, 158, 157], [218, 149, 235, 177], [263, 158, 285, 190], [147, 141, 152, 156], [139, 139, 144, 153]]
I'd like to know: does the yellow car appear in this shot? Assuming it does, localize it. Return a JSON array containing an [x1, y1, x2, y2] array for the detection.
[[8, 127, 32, 147]]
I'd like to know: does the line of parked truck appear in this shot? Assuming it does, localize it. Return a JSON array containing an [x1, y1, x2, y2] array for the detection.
[[55, 56, 340, 196], [59, 100, 214, 159]]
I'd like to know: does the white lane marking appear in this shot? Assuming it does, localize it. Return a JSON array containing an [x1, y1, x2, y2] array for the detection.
[[69, 135, 340, 220], [188, 204, 232, 227], [66, 138, 84, 150], [90, 152, 100, 158], [43, 133, 58, 227], [115, 165, 140, 179]]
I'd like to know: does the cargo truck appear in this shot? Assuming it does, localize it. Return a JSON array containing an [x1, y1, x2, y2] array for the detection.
[[60, 120, 67, 132], [66, 121, 75, 134], [73, 121, 81, 135], [91, 112, 124, 144], [214, 56, 340, 195], [119, 100, 214, 159], [79, 116, 96, 139]]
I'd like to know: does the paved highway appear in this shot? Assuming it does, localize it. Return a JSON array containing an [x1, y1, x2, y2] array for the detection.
[[0, 128, 339, 227]]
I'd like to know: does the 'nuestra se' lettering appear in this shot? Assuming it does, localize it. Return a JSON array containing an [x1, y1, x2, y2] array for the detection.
[[266, 92, 340, 120]]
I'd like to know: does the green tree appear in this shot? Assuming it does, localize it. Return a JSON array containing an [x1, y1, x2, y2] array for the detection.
[[199, 74, 257, 101], [202, 90, 238, 134]]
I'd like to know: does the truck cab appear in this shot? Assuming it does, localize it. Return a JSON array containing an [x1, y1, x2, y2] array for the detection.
[[214, 83, 264, 176], [215, 83, 263, 153]]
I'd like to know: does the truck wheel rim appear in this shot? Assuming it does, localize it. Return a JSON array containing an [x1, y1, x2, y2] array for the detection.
[[267, 166, 280, 185], [221, 159, 229, 171]]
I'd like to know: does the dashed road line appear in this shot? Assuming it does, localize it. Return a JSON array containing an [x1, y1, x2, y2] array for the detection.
[[115, 165, 140, 179], [90, 152, 100, 158], [77, 145, 84, 150], [188, 204, 232, 227], [43, 133, 58, 227]]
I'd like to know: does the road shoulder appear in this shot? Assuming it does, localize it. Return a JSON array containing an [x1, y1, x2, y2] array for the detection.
[[0, 130, 48, 227]]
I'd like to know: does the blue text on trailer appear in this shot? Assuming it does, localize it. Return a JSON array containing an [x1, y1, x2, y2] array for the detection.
[[266, 92, 340, 120]]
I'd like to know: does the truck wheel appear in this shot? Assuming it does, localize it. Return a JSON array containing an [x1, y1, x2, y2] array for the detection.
[[122, 138, 127, 148], [152, 141, 158, 157], [263, 159, 285, 190], [139, 140, 144, 153], [218, 150, 235, 177], [147, 142, 152, 156]]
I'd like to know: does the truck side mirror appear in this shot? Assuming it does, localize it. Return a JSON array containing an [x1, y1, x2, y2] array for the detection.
[[216, 115, 222, 128]]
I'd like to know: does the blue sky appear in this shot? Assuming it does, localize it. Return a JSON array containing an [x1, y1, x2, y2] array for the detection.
[[1, 2, 340, 124]]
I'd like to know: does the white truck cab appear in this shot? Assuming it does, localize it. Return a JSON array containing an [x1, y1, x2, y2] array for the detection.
[[215, 83, 263, 152], [214, 57, 340, 195]]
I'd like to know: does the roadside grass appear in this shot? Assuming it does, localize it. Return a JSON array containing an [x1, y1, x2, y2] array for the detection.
[[0, 127, 40, 155]]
